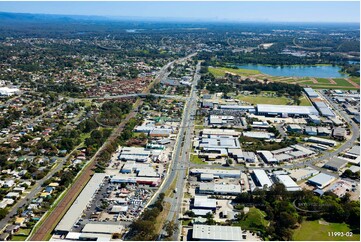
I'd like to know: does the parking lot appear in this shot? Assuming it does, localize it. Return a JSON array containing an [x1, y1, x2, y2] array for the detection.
[[68, 178, 154, 233]]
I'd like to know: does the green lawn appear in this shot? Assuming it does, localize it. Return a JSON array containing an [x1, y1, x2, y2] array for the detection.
[[350, 77, 360, 84], [209, 67, 261, 77], [299, 95, 312, 106], [190, 154, 207, 165], [293, 220, 360, 241], [11, 235, 27, 241], [333, 78, 354, 86], [315, 78, 332, 84], [233, 207, 268, 232], [236, 92, 311, 106]]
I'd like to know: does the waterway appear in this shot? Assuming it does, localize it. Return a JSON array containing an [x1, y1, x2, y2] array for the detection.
[[236, 64, 347, 78]]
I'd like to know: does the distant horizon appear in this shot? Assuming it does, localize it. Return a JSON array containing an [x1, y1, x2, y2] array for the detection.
[[0, 1, 359, 23]]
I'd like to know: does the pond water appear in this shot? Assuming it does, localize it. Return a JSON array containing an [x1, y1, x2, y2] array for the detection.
[[236, 64, 347, 78]]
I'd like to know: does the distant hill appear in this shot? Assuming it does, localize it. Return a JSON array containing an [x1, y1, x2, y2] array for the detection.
[[0, 11, 109, 23]]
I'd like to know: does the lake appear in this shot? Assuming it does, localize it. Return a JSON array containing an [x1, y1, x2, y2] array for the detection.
[[236, 64, 347, 78]]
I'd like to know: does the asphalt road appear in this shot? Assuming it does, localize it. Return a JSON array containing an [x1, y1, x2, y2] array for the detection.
[[153, 61, 200, 240]]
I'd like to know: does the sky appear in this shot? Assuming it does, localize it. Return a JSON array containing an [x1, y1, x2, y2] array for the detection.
[[0, 1, 359, 23]]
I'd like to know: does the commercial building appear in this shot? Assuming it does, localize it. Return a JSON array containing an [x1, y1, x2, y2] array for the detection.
[[289, 168, 320, 182], [308, 115, 321, 124], [193, 195, 217, 210], [110, 176, 160, 186], [198, 183, 242, 195], [199, 136, 240, 150], [327, 180, 352, 197], [287, 124, 303, 133], [317, 127, 332, 136], [313, 101, 335, 117], [252, 169, 273, 189], [304, 126, 317, 136], [344, 145, 360, 159], [118, 147, 151, 162], [209, 115, 235, 125], [192, 225, 245, 241], [305, 137, 337, 147], [323, 158, 348, 171], [332, 127, 346, 140], [243, 131, 274, 139], [308, 173, 336, 189], [257, 150, 278, 163], [55, 173, 107, 232], [219, 105, 255, 113], [256, 104, 319, 117], [82, 223, 124, 234], [190, 169, 241, 178], [251, 121, 270, 129], [304, 88, 319, 98], [202, 129, 241, 137], [274, 174, 301, 191]]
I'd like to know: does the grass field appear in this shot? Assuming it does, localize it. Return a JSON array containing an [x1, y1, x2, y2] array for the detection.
[[11, 229, 31, 241], [299, 95, 312, 106], [293, 220, 360, 241], [236, 92, 312, 106], [233, 207, 268, 231], [350, 77, 360, 84], [236, 94, 291, 105], [209, 67, 261, 77], [190, 154, 207, 165], [315, 78, 331, 84]]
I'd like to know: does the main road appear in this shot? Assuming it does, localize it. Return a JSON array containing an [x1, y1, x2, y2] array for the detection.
[[149, 61, 200, 240]]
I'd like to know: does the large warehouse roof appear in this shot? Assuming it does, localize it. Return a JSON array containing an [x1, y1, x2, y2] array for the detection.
[[276, 175, 301, 191], [192, 225, 244, 241], [55, 173, 106, 232], [253, 169, 273, 188], [82, 223, 124, 234], [257, 104, 319, 115], [194, 195, 217, 209], [308, 173, 336, 188]]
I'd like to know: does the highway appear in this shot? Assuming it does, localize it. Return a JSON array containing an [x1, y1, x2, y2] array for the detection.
[[150, 61, 200, 240]]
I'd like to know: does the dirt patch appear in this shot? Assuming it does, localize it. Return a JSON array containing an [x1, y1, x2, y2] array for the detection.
[[319, 220, 330, 225]]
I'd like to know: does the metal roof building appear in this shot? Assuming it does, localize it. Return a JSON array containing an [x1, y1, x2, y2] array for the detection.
[[193, 195, 217, 210], [306, 137, 337, 147], [55, 173, 107, 232], [190, 169, 241, 178], [275, 174, 301, 191], [199, 183, 242, 195], [82, 223, 124, 234], [323, 158, 348, 171], [192, 225, 245, 241], [257, 104, 319, 117], [308, 173, 336, 189], [304, 88, 319, 98], [313, 101, 335, 117], [289, 168, 320, 181], [252, 169, 273, 189], [243, 131, 274, 139]]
